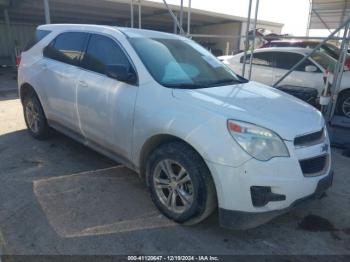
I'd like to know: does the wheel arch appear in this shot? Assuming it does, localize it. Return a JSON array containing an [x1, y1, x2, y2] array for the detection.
[[138, 134, 210, 183], [19, 83, 37, 104], [19, 82, 48, 119], [337, 88, 350, 98], [336, 88, 350, 115]]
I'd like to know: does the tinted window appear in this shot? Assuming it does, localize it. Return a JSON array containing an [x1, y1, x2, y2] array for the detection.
[[43, 32, 88, 66], [273, 52, 315, 71], [82, 34, 130, 75], [240, 52, 273, 67], [23, 29, 51, 51]]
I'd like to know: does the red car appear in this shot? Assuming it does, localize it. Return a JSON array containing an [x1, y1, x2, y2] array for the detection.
[[262, 40, 350, 69]]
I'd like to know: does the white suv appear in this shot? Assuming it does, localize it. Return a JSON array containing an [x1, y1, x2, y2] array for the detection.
[[18, 24, 333, 229]]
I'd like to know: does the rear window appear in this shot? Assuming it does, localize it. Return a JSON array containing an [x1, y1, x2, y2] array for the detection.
[[43, 32, 89, 66], [23, 29, 51, 52]]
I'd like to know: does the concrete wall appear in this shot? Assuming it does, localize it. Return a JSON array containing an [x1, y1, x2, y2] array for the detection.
[[191, 22, 242, 56], [0, 22, 37, 65]]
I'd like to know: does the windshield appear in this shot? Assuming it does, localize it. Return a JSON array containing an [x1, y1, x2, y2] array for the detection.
[[310, 51, 348, 72], [129, 37, 246, 88]]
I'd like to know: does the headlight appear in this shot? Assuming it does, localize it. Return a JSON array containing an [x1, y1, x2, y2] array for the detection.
[[227, 120, 289, 161]]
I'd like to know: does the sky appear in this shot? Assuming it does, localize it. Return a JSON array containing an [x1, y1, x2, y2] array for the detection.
[[150, 0, 329, 36]]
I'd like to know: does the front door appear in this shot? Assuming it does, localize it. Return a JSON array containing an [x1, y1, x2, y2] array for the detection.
[[77, 33, 138, 159]]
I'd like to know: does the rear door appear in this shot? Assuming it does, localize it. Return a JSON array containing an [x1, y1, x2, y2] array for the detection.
[[40, 32, 89, 132], [272, 52, 324, 93], [77, 33, 138, 158]]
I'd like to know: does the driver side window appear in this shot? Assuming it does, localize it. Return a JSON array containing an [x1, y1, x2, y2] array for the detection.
[[81, 34, 131, 75]]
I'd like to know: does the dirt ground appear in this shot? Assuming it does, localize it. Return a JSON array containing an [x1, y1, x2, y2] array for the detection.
[[0, 74, 350, 258]]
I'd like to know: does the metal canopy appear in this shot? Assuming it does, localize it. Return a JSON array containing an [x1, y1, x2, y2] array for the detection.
[[309, 0, 350, 30], [0, 0, 281, 30]]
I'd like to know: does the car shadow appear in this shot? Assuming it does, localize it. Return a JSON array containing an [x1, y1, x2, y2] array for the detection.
[[0, 129, 176, 239]]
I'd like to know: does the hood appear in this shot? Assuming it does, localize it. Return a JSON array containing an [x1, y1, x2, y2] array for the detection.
[[172, 81, 324, 141]]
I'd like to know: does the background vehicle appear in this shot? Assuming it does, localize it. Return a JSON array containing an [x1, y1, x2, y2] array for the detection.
[[261, 40, 350, 69], [220, 47, 350, 117], [19, 25, 332, 229]]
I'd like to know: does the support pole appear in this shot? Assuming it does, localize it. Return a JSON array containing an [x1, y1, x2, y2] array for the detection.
[[187, 0, 191, 35], [179, 0, 184, 33], [130, 0, 134, 28], [273, 16, 350, 87], [173, 13, 177, 33], [328, 23, 350, 120], [43, 0, 51, 24], [162, 0, 185, 35], [242, 0, 253, 77], [306, 0, 312, 36], [138, 0, 142, 29], [4, 9, 15, 66], [330, 24, 349, 94], [248, 0, 259, 80]]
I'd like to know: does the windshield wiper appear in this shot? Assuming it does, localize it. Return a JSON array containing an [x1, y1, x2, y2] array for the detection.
[[163, 83, 207, 89], [204, 78, 246, 86]]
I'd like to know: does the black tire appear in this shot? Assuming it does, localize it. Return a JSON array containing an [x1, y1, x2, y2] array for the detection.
[[23, 91, 51, 139], [337, 90, 350, 118], [146, 141, 217, 224]]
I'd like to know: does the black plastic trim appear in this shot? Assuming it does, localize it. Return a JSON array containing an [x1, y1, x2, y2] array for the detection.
[[250, 186, 286, 207]]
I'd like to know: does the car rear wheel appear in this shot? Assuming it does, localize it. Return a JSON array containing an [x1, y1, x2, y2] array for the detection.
[[147, 141, 217, 224], [23, 92, 50, 139], [337, 90, 350, 118]]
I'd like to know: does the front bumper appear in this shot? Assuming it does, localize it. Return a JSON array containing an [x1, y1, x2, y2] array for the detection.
[[205, 139, 332, 229], [218, 170, 333, 230]]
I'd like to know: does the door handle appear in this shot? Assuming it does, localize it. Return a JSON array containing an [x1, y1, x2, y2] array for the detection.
[[79, 80, 88, 87]]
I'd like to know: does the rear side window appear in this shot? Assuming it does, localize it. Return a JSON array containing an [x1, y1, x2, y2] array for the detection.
[[43, 32, 88, 66], [240, 52, 273, 67], [81, 34, 131, 75], [23, 29, 51, 51], [273, 52, 316, 71]]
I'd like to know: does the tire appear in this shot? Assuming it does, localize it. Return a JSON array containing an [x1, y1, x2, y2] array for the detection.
[[146, 141, 217, 224], [23, 91, 50, 139], [337, 90, 350, 118]]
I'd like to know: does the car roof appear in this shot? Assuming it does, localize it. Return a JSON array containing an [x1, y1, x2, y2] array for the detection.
[[37, 24, 185, 40]]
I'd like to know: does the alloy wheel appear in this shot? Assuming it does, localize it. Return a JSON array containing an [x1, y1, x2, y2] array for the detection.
[[153, 159, 194, 214], [25, 101, 41, 133]]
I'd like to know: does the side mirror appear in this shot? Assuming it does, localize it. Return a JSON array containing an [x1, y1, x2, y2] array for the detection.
[[106, 64, 137, 84], [305, 65, 317, 73]]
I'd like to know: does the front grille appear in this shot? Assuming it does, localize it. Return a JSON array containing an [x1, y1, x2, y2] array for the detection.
[[299, 154, 328, 177], [294, 128, 325, 147]]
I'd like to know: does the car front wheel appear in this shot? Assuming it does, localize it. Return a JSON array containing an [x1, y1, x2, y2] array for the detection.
[[147, 141, 216, 224]]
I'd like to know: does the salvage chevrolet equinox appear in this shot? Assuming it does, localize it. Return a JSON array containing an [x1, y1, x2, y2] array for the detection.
[[18, 24, 333, 229]]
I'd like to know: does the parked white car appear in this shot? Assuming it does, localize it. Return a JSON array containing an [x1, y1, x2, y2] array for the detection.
[[220, 48, 350, 118], [19, 24, 332, 229]]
